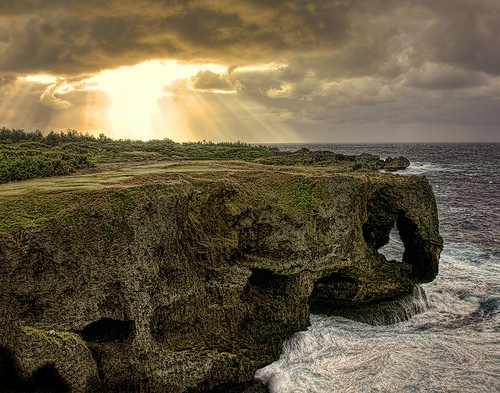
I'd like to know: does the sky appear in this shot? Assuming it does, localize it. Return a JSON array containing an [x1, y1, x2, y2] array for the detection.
[[0, 0, 499, 143]]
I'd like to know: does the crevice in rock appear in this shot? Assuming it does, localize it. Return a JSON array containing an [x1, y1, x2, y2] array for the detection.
[[27, 363, 70, 393], [0, 346, 19, 391], [187, 380, 270, 392], [81, 318, 134, 343], [313, 284, 429, 325], [362, 190, 398, 251], [308, 269, 359, 315], [150, 298, 202, 349], [240, 269, 308, 354]]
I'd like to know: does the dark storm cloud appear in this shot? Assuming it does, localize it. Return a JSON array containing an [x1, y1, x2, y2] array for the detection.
[[1, 0, 499, 78], [405, 64, 490, 90], [0, 0, 361, 77], [417, 0, 500, 75]]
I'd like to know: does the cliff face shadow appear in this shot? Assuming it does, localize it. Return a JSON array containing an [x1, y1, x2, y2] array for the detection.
[[0, 347, 70, 393]]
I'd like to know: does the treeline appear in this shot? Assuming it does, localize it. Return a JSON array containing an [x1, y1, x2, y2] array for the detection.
[[0, 128, 254, 148], [0, 128, 399, 184], [0, 127, 108, 145], [0, 128, 281, 183]]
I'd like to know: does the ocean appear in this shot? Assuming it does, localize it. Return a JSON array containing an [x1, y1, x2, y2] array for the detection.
[[255, 144, 500, 393]]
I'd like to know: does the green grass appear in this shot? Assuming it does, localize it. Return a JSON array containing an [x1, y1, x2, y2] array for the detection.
[[0, 189, 81, 235], [0, 128, 397, 185], [0, 129, 283, 184], [285, 176, 318, 210], [0, 128, 406, 235], [21, 325, 83, 348], [0, 160, 249, 235]]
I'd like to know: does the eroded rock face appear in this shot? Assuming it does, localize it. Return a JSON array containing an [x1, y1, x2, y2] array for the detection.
[[0, 166, 442, 392]]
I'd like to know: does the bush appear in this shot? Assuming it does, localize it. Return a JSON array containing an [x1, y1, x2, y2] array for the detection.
[[0, 148, 93, 183]]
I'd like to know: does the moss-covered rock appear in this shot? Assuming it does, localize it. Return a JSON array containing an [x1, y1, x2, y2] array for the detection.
[[0, 160, 442, 392]]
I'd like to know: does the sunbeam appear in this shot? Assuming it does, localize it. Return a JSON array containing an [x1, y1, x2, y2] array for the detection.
[[0, 78, 51, 131], [83, 60, 227, 140], [1, 60, 297, 142], [160, 85, 297, 142], [78, 60, 297, 142]]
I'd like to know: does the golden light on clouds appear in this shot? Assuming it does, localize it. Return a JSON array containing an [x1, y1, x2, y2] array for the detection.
[[1, 60, 297, 142], [23, 75, 57, 84], [1, 0, 498, 142], [160, 87, 293, 143]]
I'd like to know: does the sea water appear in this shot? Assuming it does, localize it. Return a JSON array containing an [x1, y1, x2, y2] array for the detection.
[[255, 144, 500, 393]]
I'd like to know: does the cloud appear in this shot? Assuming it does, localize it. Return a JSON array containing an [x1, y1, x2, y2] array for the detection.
[[0, 0, 355, 76], [225, 61, 499, 133], [1, 0, 498, 80], [0, 74, 17, 88], [0, 0, 499, 141], [416, 0, 500, 75], [39, 79, 73, 110], [189, 70, 242, 92], [405, 64, 490, 90], [0, 76, 108, 132]]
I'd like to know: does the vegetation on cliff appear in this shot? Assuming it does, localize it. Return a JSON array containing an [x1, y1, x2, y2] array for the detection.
[[0, 128, 280, 183], [1, 127, 432, 392], [0, 163, 442, 392], [0, 127, 408, 184]]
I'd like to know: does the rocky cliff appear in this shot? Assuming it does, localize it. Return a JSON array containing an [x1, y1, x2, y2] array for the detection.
[[0, 160, 442, 392]]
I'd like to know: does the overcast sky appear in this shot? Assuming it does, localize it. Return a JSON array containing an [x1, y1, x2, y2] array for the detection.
[[1, 0, 499, 142]]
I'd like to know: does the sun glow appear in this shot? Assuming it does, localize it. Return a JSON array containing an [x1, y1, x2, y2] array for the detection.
[[23, 75, 57, 84], [159, 86, 294, 143], [84, 60, 227, 140]]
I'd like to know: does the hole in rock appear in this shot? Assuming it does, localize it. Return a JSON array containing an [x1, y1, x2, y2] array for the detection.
[[396, 213, 435, 281], [246, 268, 291, 295], [81, 318, 134, 343], [378, 224, 405, 261], [362, 188, 438, 282]]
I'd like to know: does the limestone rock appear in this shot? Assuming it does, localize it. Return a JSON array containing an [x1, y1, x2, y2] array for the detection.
[[0, 161, 442, 392], [383, 156, 411, 171]]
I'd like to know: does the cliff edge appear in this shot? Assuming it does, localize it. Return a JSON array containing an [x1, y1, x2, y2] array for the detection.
[[0, 160, 442, 392]]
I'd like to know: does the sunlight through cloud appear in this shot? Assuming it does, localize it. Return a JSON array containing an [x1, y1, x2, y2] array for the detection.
[[3, 60, 298, 142], [23, 75, 57, 84], [83, 60, 227, 140]]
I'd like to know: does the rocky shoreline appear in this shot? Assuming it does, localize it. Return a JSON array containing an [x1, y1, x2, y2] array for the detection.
[[0, 160, 442, 392]]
